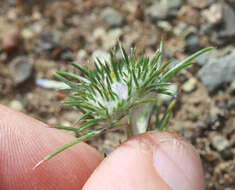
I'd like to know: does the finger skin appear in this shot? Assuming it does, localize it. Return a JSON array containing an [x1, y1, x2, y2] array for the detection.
[[83, 132, 204, 190], [0, 105, 103, 190]]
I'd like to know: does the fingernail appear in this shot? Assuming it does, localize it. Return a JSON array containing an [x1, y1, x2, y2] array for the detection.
[[153, 139, 204, 190]]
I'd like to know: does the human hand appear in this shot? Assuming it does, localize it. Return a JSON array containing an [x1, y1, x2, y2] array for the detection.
[[0, 105, 204, 190]]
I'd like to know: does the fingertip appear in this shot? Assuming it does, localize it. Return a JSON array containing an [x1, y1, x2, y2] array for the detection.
[[83, 131, 204, 190], [0, 105, 103, 190]]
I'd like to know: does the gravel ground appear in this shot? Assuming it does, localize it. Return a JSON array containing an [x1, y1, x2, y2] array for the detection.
[[0, 0, 235, 189]]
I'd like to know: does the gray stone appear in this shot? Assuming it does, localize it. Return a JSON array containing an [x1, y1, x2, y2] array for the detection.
[[199, 51, 235, 91], [161, 0, 183, 10], [187, 0, 214, 9], [200, 23, 213, 35], [101, 7, 124, 27], [195, 52, 209, 66], [9, 56, 33, 85], [173, 22, 197, 37], [146, 2, 169, 21], [146, 0, 182, 21], [186, 34, 200, 53], [211, 5, 235, 45], [211, 135, 230, 151]]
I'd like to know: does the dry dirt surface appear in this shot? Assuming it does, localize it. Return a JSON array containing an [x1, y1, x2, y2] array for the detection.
[[0, 0, 235, 189]]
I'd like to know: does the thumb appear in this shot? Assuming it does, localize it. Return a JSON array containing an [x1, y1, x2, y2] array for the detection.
[[83, 131, 204, 190]]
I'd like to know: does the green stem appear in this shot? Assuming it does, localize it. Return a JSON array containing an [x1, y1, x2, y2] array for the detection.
[[130, 102, 154, 136]]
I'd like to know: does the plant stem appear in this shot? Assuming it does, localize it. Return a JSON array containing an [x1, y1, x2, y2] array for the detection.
[[129, 102, 154, 136]]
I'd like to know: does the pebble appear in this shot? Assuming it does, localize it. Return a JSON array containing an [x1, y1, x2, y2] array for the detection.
[[146, 2, 169, 21], [211, 135, 230, 152], [212, 5, 235, 45], [21, 28, 34, 40], [92, 49, 111, 64], [185, 33, 200, 53], [2, 26, 21, 53], [199, 50, 235, 91], [178, 6, 201, 26], [101, 7, 124, 27], [93, 28, 123, 50], [47, 117, 57, 125], [40, 32, 59, 51], [103, 29, 123, 50], [173, 22, 197, 37], [157, 21, 172, 32], [230, 80, 235, 92], [161, 0, 183, 10], [76, 49, 88, 62], [195, 52, 209, 66], [146, 0, 183, 22], [36, 78, 69, 89], [202, 4, 223, 25], [9, 56, 33, 85], [9, 100, 24, 111], [187, 0, 214, 9], [92, 27, 106, 41], [200, 23, 213, 35], [182, 78, 197, 92]]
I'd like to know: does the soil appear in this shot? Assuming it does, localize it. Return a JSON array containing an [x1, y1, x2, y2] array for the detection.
[[0, 1, 234, 189]]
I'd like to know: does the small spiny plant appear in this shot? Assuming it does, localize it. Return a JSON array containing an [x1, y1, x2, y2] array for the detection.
[[34, 41, 213, 168]]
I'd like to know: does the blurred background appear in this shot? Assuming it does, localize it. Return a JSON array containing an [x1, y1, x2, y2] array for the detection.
[[0, 0, 235, 189]]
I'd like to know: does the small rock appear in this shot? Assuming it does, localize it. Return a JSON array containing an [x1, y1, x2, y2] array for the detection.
[[146, 2, 168, 21], [92, 49, 111, 64], [230, 80, 235, 92], [199, 50, 235, 91], [162, 0, 183, 11], [173, 22, 197, 37], [40, 32, 59, 51], [178, 6, 201, 26], [182, 78, 197, 92], [36, 78, 69, 89], [101, 7, 124, 27], [157, 21, 172, 32], [47, 117, 57, 125], [76, 49, 88, 63], [21, 28, 34, 40], [202, 4, 223, 25], [92, 27, 106, 41], [9, 56, 33, 85], [200, 23, 213, 35], [211, 135, 230, 151], [211, 5, 235, 45], [185, 34, 200, 53], [146, 0, 182, 21], [187, 0, 214, 9], [134, 4, 145, 21], [9, 100, 24, 111], [103, 29, 123, 50], [2, 26, 21, 53], [60, 51, 73, 61], [195, 52, 209, 66]]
